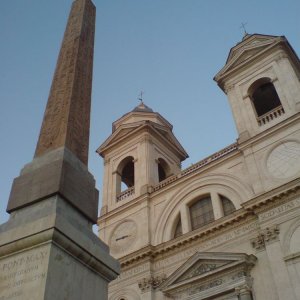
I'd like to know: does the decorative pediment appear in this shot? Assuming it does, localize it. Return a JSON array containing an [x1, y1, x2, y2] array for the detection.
[[160, 252, 256, 300], [228, 45, 269, 70], [174, 259, 231, 284], [226, 34, 278, 64], [97, 120, 188, 159], [215, 34, 284, 83]]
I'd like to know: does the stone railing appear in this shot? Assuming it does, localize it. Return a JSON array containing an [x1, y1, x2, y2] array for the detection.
[[152, 143, 238, 192], [152, 174, 179, 192], [116, 187, 135, 202], [257, 105, 285, 126]]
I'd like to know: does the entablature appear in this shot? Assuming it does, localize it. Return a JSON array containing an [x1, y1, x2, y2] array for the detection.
[[104, 180, 299, 268]]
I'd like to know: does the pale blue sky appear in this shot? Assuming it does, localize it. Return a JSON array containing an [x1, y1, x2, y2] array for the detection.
[[0, 0, 299, 224]]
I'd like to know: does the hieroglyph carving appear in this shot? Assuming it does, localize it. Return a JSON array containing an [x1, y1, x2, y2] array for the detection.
[[35, 0, 95, 165]]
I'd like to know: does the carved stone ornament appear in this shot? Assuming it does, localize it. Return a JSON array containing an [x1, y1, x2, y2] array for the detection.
[[251, 225, 280, 250], [159, 252, 256, 300], [138, 274, 166, 293], [251, 233, 265, 251], [176, 261, 221, 283], [264, 226, 280, 243], [235, 282, 252, 297]]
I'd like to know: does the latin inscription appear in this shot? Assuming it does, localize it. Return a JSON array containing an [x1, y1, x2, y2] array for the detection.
[[259, 197, 300, 222], [153, 221, 259, 271], [113, 263, 149, 283], [0, 248, 48, 300], [113, 221, 259, 283], [172, 271, 244, 299]]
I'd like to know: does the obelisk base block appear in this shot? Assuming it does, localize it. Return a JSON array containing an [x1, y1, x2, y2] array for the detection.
[[7, 147, 99, 223], [0, 196, 120, 300]]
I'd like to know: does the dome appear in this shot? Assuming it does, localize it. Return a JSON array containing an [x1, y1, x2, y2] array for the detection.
[[132, 101, 154, 113]]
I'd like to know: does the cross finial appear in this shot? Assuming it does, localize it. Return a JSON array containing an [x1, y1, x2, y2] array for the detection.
[[138, 90, 144, 103], [240, 22, 248, 36]]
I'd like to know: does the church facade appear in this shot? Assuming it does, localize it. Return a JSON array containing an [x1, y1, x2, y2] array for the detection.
[[97, 34, 300, 300]]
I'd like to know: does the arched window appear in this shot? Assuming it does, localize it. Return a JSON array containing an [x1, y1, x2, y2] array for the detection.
[[249, 78, 282, 117], [220, 196, 236, 216], [117, 156, 135, 193], [190, 196, 214, 230], [174, 218, 182, 238], [157, 158, 170, 182]]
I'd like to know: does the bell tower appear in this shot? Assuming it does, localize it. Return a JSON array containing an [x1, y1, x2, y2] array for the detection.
[[214, 34, 300, 142], [215, 34, 300, 195], [97, 102, 188, 213]]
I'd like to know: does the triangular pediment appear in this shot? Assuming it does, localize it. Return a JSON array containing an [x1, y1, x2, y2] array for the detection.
[[97, 120, 188, 159], [160, 252, 256, 298], [97, 123, 141, 153], [226, 34, 278, 64], [228, 45, 269, 70], [174, 259, 231, 284], [215, 34, 284, 82]]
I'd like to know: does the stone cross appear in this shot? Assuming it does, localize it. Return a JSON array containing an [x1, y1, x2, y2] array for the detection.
[[34, 0, 95, 165]]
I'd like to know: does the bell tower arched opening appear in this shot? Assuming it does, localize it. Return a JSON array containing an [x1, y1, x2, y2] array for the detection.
[[117, 156, 135, 193], [157, 158, 171, 182], [249, 78, 283, 118]]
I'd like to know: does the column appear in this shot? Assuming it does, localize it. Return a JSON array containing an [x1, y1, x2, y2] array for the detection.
[[180, 204, 191, 234], [211, 192, 223, 220]]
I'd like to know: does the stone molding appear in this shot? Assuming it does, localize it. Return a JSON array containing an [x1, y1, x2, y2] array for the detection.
[[109, 183, 298, 269], [119, 215, 255, 268], [0, 227, 118, 282], [243, 178, 300, 212], [1, 197, 119, 282], [98, 121, 187, 161]]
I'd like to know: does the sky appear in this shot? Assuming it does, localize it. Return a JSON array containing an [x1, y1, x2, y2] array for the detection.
[[0, 0, 299, 225]]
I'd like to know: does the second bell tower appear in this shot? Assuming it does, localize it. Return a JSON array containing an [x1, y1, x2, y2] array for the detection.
[[97, 102, 188, 213]]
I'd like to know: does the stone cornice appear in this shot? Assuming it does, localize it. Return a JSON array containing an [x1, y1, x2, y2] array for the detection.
[[118, 211, 254, 268], [112, 111, 173, 133], [0, 227, 119, 282], [98, 193, 150, 223], [237, 112, 300, 150], [115, 181, 300, 268], [98, 121, 188, 160], [242, 177, 300, 212]]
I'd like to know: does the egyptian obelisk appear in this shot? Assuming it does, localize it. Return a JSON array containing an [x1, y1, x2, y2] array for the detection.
[[0, 1, 119, 299]]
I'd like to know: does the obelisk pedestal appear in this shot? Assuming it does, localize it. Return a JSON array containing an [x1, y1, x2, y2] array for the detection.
[[0, 1, 119, 299]]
